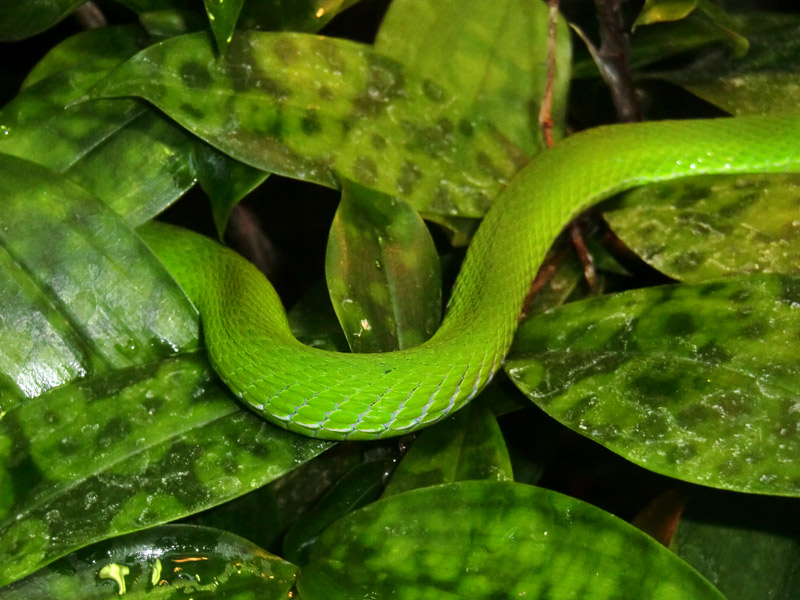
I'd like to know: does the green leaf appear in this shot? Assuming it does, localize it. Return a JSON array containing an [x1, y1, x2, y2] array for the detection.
[[0, 524, 298, 598], [0, 0, 86, 41], [0, 26, 198, 225], [375, 0, 571, 156], [506, 275, 800, 496], [192, 142, 269, 238], [298, 481, 724, 599], [635, 0, 699, 26], [204, 0, 245, 52], [0, 153, 199, 401], [671, 491, 800, 600], [0, 155, 331, 585], [283, 458, 394, 565], [604, 173, 800, 282], [383, 400, 512, 498], [287, 280, 350, 352], [0, 352, 329, 587], [326, 181, 441, 352], [87, 31, 526, 221], [662, 13, 800, 116]]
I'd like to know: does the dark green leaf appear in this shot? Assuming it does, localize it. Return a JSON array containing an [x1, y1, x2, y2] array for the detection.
[[283, 458, 394, 565], [237, 0, 362, 32], [0, 524, 298, 598], [204, 0, 244, 53], [383, 400, 512, 498], [326, 181, 441, 352], [662, 13, 800, 116], [375, 0, 571, 156], [287, 280, 350, 352], [0, 0, 86, 41], [0, 153, 198, 402], [507, 275, 800, 496], [87, 31, 526, 221], [604, 173, 800, 281], [671, 491, 800, 600], [298, 481, 724, 599], [0, 352, 329, 587], [0, 26, 197, 225]]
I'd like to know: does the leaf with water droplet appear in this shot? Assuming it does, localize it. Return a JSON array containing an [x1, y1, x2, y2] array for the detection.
[[0, 524, 298, 598], [87, 31, 526, 225], [326, 180, 441, 352], [605, 173, 800, 282], [298, 481, 725, 599], [507, 274, 800, 496]]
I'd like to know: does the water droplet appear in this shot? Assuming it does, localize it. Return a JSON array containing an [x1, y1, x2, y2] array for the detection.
[[375, 260, 382, 269], [0, 125, 10, 137]]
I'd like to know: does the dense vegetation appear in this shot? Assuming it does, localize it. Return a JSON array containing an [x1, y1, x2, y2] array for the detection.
[[0, 0, 798, 597]]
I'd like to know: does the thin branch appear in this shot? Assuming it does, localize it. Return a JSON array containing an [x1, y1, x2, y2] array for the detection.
[[74, 2, 107, 29], [593, 0, 642, 123]]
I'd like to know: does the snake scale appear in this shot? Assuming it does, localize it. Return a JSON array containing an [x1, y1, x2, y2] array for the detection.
[[139, 115, 800, 440]]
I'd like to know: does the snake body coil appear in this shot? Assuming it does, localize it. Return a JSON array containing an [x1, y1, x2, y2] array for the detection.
[[140, 116, 800, 440]]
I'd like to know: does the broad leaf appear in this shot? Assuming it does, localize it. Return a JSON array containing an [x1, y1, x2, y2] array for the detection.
[[0, 156, 331, 585], [0, 525, 298, 598], [375, 0, 571, 156], [604, 173, 800, 281], [0, 154, 198, 402], [87, 31, 526, 221], [298, 481, 724, 599], [326, 181, 441, 352], [382, 400, 512, 498], [507, 275, 800, 496]]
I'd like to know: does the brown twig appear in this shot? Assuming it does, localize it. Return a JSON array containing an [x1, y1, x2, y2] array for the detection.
[[538, 0, 562, 148], [593, 0, 642, 123], [74, 2, 107, 29]]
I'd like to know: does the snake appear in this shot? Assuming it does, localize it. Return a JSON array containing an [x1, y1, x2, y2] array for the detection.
[[139, 115, 800, 440]]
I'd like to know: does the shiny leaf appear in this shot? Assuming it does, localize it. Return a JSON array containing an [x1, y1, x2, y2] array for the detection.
[[635, 0, 699, 26], [88, 31, 526, 221], [0, 157, 331, 586], [375, 0, 571, 156], [298, 481, 724, 599], [0, 524, 298, 598], [204, 0, 245, 52], [604, 173, 800, 282], [507, 275, 800, 496], [0, 153, 198, 402], [326, 181, 441, 352], [383, 400, 512, 498]]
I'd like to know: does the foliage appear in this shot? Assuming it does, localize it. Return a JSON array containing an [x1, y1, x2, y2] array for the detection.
[[0, 0, 799, 598]]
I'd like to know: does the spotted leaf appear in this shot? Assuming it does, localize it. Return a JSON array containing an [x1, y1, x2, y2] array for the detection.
[[376, 0, 571, 156], [298, 481, 724, 599], [507, 275, 800, 496], [604, 173, 800, 282], [87, 31, 527, 221]]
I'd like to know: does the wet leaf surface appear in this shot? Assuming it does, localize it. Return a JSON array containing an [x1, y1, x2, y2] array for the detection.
[[88, 31, 526, 221], [604, 173, 800, 281], [0, 524, 298, 598], [507, 275, 800, 496], [326, 181, 441, 352], [382, 400, 512, 498]]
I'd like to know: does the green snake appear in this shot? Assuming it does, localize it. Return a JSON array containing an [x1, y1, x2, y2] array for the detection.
[[139, 115, 800, 440]]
